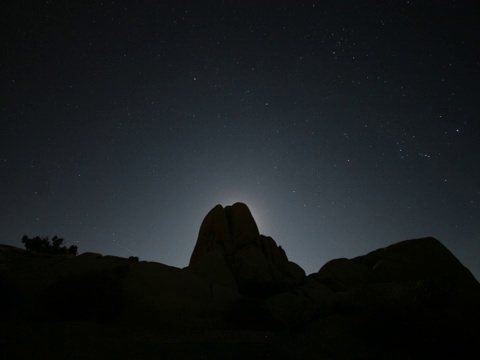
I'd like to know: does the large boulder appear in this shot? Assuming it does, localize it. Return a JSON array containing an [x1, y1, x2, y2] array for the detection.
[[189, 204, 232, 265], [225, 202, 260, 248], [309, 237, 480, 342], [312, 257, 370, 292], [314, 237, 480, 307], [188, 203, 306, 296], [295, 238, 480, 358]]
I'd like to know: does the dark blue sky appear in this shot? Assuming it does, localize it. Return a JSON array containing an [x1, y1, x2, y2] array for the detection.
[[2, 1, 479, 278]]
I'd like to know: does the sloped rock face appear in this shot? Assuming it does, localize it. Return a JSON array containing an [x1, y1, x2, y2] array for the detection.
[[303, 237, 480, 358], [0, 246, 214, 325], [188, 203, 305, 295], [310, 237, 480, 321], [312, 237, 480, 308]]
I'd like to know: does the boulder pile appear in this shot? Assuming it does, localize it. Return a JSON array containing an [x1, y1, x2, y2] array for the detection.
[[2, 203, 479, 358]]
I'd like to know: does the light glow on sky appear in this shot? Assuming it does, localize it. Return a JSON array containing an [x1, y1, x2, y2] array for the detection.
[[1, 1, 479, 279]]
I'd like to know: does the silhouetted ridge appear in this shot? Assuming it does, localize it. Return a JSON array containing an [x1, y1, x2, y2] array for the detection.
[[1, 204, 479, 358]]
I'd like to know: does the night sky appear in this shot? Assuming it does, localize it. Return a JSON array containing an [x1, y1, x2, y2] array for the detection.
[[2, 1, 479, 279]]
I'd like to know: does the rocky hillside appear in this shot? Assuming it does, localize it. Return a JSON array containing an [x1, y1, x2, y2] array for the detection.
[[1, 202, 479, 359]]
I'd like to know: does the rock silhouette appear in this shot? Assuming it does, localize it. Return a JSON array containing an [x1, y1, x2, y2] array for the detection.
[[189, 203, 305, 295], [1, 203, 479, 359]]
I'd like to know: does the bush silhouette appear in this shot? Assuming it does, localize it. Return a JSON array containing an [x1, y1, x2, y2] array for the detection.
[[21, 235, 77, 255], [68, 245, 78, 255]]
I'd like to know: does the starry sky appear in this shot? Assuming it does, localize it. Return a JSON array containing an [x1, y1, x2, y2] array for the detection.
[[2, 1, 479, 278]]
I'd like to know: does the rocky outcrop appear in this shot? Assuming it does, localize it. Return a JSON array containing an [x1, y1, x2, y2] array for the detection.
[[189, 202, 261, 265], [188, 203, 305, 295], [189, 204, 234, 265], [187, 206, 480, 342], [2, 207, 480, 359], [294, 237, 480, 358], [312, 237, 480, 308]]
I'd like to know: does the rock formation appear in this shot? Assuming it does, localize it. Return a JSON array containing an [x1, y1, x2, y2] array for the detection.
[[1, 204, 480, 359], [187, 205, 480, 354], [188, 203, 305, 295]]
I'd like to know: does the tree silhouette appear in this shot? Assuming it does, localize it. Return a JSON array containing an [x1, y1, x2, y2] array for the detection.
[[21, 235, 77, 255], [68, 245, 78, 256], [52, 236, 65, 251]]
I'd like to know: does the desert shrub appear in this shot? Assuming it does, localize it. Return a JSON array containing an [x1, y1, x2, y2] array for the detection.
[[68, 245, 78, 255], [21, 235, 78, 255]]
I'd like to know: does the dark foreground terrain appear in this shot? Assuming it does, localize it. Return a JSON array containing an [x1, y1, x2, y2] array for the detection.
[[1, 203, 479, 359]]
